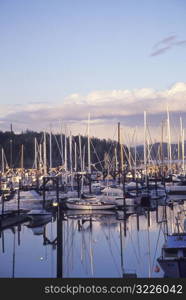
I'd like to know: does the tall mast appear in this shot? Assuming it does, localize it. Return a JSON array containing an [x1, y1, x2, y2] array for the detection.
[[39, 143, 42, 172], [182, 129, 185, 174], [69, 132, 72, 173], [118, 122, 121, 172], [180, 117, 185, 173], [21, 144, 24, 169], [118, 122, 121, 185], [144, 111, 147, 177], [74, 141, 77, 172], [82, 145, 85, 172], [34, 137, 37, 169], [147, 137, 150, 165], [178, 135, 180, 161], [49, 128, 52, 170], [160, 120, 164, 175], [64, 131, 67, 172], [115, 147, 118, 171], [1, 148, 5, 174], [167, 106, 172, 172], [79, 134, 82, 172], [60, 121, 63, 166], [120, 129, 124, 172], [134, 127, 137, 180], [88, 113, 91, 173], [43, 131, 47, 175], [10, 139, 13, 169]]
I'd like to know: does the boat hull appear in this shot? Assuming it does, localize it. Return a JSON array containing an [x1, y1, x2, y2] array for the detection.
[[158, 258, 186, 278], [65, 202, 115, 210]]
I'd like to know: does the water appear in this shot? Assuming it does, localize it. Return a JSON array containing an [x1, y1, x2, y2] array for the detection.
[[0, 202, 185, 278]]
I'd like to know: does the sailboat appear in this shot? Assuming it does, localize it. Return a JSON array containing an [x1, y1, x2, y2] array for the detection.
[[65, 198, 116, 210]]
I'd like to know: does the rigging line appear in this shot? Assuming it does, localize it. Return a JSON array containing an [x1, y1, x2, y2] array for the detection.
[[119, 223, 124, 276], [171, 118, 181, 160], [112, 124, 119, 141], [147, 223, 152, 278], [53, 134, 63, 162], [100, 223, 121, 276], [81, 225, 90, 275], [122, 144, 131, 167], [146, 127, 158, 167], [108, 224, 122, 254], [151, 221, 163, 274], [125, 128, 137, 167], [90, 139, 104, 170], [71, 220, 75, 272], [50, 221, 54, 277], [136, 220, 142, 265], [64, 222, 79, 267], [106, 126, 118, 158], [75, 222, 94, 276], [146, 124, 161, 167], [89, 227, 94, 277], [127, 224, 142, 268], [1, 148, 9, 169]]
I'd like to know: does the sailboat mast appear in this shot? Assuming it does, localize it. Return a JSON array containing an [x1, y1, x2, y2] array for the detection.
[[34, 137, 37, 169], [160, 121, 164, 176], [43, 131, 47, 175], [74, 141, 77, 172], [64, 131, 67, 172], [180, 117, 185, 174], [21, 144, 24, 169], [49, 129, 52, 170], [115, 147, 118, 171], [60, 122, 63, 166], [1, 148, 5, 173], [167, 107, 172, 172], [88, 113, 91, 173], [69, 132, 72, 173], [119, 223, 124, 277], [39, 143, 42, 172], [182, 129, 185, 174], [120, 130, 124, 173], [144, 111, 147, 177], [134, 127, 137, 180], [118, 122, 121, 185], [79, 134, 82, 172], [178, 135, 180, 161]]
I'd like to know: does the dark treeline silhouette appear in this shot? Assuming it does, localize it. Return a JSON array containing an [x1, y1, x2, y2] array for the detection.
[[0, 130, 119, 170], [0, 130, 182, 170]]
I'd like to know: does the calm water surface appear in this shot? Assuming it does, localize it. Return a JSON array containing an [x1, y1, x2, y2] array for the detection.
[[0, 203, 185, 278]]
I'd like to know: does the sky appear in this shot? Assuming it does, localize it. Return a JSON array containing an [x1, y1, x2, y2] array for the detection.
[[0, 0, 186, 143]]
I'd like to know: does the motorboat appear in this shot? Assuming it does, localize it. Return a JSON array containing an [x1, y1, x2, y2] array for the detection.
[[157, 233, 186, 277], [157, 212, 186, 277]]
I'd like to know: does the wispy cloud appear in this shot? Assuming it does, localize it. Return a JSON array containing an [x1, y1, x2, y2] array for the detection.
[[150, 35, 186, 56]]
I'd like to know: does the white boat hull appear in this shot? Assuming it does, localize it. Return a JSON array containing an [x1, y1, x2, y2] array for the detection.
[[66, 202, 115, 210]]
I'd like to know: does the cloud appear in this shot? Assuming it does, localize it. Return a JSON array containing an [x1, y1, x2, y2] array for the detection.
[[150, 35, 186, 56], [153, 35, 177, 49], [1, 82, 186, 143], [150, 46, 172, 56], [175, 40, 186, 46]]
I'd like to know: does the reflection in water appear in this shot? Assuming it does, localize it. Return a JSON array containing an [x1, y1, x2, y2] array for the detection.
[[0, 202, 185, 278]]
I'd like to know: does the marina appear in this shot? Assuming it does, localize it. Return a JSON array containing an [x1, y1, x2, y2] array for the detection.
[[1, 117, 186, 278], [1, 0, 186, 284], [0, 170, 186, 278]]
